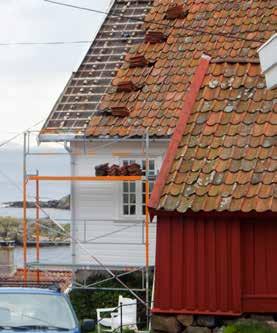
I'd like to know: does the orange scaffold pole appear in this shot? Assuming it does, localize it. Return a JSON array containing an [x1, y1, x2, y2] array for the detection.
[[27, 175, 141, 182], [23, 177, 28, 282], [145, 178, 150, 325], [145, 180, 150, 269], [35, 173, 40, 282], [23, 132, 28, 283], [145, 130, 150, 328]]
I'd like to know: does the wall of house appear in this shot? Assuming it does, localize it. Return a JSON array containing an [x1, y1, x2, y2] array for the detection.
[[241, 219, 277, 312], [152, 212, 277, 315], [69, 140, 168, 267]]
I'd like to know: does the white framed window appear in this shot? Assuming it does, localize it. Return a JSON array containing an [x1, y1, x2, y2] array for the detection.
[[122, 159, 157, 217]]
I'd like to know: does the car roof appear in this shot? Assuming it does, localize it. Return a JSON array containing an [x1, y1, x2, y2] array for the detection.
[[0, 287, 61, 295]]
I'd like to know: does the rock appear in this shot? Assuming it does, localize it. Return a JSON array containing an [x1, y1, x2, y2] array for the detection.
[[8, 232, 17, 240], [250, 314, 274, 322], [213, 327, 225, 333], [222, 318, 239, 326], [46, 200, 59, 208], [5, 201, 36, 208], [177, 314, 194, 327], [197, 316, 216, 327], [267, 321, 277, 329], [56, 195, 70, 210], [187, 327, 211, 333], [4, 195, 71, 210], [152, 314, 183, 333]]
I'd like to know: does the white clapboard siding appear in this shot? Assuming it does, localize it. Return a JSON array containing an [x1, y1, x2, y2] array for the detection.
[[70, 141, 167, 268], [74, 182, 118, 219], [75, 220, 157, 267]]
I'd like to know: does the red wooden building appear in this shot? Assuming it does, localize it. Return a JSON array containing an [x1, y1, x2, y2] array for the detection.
[[149, 52, 277, 315]]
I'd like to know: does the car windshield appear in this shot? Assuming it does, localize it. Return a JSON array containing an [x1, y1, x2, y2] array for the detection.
[[0, 292, 76, 329]]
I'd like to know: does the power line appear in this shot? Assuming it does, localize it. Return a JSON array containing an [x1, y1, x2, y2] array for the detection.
[[0, 169, 58, 202], [0, 119, 45, 150], [0, 41, 91, 46], [44, 0, 267, 44], [0, 1, 267, 47]]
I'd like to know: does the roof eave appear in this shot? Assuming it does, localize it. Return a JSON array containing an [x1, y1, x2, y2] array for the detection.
[[38, 133, 172, 143], [38, 133, 78, 143]]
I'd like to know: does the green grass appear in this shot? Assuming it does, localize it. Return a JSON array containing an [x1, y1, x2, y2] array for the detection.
[[224, 320, 277, 333]]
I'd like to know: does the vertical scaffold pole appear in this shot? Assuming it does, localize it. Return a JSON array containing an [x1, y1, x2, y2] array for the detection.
[[145, 129, 150, 328], [70, 153, 77, 286], [23, 132, 28, 283], [145, 179, 150, 324], [35, 170, 40, 282]]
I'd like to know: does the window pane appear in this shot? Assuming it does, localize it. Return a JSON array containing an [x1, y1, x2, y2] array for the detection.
[[130, 194, 136, 204], [142, 160, 146, 171], [142, 182, 146, 192], [123, 194, 129, 204], [122, 159, 156, 216], [141, 180, 155, 215], [123, 182, 128, 192], [149, 160, 155, 170], [123, 205, 129, 215], [142, 205, 146, 215], [122, 180, 136, 216], [130, 182, 136, 192], [130, 205, 136, 215]]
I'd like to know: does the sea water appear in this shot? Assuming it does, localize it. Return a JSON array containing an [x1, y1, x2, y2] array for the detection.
[[0, 148, 70, 204], [0, 147, 71, 266]]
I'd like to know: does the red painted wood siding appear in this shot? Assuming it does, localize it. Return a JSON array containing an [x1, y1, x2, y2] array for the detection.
[[241, 220, 277, 312], [153, 215, 241, 315]]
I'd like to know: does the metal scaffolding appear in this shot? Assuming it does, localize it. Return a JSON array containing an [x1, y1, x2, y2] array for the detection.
[[22, 130, 152, 325]]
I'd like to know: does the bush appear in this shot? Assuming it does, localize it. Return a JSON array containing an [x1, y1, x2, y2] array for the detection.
[[70, 270, 153, 330], [0, 216, 20, 240], [224, 319, 277, 333]]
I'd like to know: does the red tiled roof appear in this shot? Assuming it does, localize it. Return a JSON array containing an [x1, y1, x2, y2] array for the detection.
[[40, 0, 277, 211], [41, 0, 276, 140], [85, 0, 275, 138], [0, 269, 72, 292], [151, 60, 276, 213], [39, 0, 154, 139], [149, 54, 211, 209]]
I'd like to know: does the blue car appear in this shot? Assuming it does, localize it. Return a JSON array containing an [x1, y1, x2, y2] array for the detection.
[[0, 287, 95, 332]]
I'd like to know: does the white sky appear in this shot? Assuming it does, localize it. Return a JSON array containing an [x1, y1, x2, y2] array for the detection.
[[0, 0, 111, 147]]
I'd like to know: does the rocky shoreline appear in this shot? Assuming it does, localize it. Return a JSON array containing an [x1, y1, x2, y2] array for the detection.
[[0, 216, 70, 245], [3, 194, 70, 210]]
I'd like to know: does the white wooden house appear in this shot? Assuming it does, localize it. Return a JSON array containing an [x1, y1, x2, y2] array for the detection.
[[39, 0, 171, 268], [69, 140, 167, 267]]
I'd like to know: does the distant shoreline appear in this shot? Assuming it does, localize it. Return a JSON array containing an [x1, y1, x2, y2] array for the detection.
[[3, 194, 70, 210], [0, 216, 70, 245]]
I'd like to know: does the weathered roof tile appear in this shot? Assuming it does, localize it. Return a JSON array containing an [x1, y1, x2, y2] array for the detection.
[[157, 60, 276, 212], [40, 0, 276, 214], [41, 0, 276, 141]]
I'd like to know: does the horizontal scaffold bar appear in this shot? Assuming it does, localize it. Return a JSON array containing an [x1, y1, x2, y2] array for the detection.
[[27, 175, 143, 182], [72, 287, 146, 292]]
